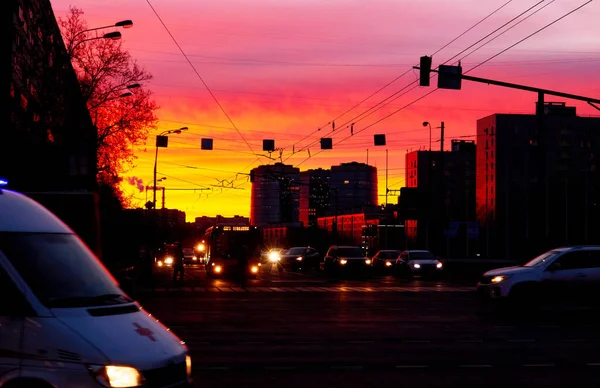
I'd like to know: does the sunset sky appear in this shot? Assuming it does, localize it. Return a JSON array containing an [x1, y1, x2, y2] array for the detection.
[[50, 0, 600, 221]]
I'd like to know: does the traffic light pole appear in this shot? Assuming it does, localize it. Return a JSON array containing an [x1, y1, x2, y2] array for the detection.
[[416, 62, 600, 245]]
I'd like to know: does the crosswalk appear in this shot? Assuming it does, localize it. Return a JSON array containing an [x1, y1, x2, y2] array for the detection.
[[141, 285, 474, 293]]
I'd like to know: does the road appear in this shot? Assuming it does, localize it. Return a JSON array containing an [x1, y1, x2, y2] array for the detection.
[[134, 264, 600, 387]]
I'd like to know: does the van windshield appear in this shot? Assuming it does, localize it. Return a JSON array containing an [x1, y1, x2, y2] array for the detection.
[[0, 233, 130, 308]]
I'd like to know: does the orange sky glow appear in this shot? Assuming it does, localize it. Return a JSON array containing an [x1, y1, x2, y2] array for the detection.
[[50, 0, 600, 221]]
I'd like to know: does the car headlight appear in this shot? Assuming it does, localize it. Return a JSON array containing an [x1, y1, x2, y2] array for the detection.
[[365, 259, 372, 265], [186, 355, 192, 381], [192, 256, 197, 261], [89, 365, 142, 387], [164, 257, 173, 265], [340, 259, 347, 265], [436, 262, 443, 269], [385, 261, 393, 267], [268, 252, 280, 262], [157, 261, 163, 267], [251, 265, 259, 274], [491, 275, 508, 283], [296, 256, 303, 261], [413, 263, 421, 269]]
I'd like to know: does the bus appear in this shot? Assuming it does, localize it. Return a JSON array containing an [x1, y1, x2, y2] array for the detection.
[[204, 225, 262, 278]]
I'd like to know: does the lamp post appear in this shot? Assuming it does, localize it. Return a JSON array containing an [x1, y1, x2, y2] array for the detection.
[[153, 128, 187, 211], [67, 19, 133, 56], [89, 84, 141, 110], [422, 121, 432, 151]]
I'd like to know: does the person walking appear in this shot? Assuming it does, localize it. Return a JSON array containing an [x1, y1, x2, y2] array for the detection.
[[172, 242, 185, 285]]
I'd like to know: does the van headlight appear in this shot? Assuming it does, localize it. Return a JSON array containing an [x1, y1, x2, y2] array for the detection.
[[89, 365, 142, 387], [186, 355, 192, 381]]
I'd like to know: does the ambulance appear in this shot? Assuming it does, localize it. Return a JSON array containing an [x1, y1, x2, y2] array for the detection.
[[0, 185, 192, 387]]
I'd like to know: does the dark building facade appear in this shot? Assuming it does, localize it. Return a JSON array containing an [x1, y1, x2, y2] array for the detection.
[[250, 163, 300, 226], [476, 103, 600, 261], [4, 0, 97, 191], [4, 0, 99, 252], [330, 162, 378, 215], [299, 168, 331, 227], [402, 140, 476, 256]]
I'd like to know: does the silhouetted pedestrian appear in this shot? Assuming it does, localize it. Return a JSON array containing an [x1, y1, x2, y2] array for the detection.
[[172, 242, 185, 284]]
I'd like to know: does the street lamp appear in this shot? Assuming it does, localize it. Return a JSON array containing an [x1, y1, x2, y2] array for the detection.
[[89, 83, 140, 109], [422, 122, 432, 151], [153, 127, 188, 211], [69, 31, 122, 55], [68, 19, 133, 56]]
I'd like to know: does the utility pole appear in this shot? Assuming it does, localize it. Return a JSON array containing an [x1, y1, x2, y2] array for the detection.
[[385, 149, 389, 206], [439, 122, 445, 256]]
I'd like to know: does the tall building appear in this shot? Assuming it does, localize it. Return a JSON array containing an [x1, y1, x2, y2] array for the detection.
[[299, 168, 330, 227], [4, 0, 96, 192], [4, 0, 99, 252], [402, 140, 476, 255], [330, 162, 378, 214], [476, 102, 600, 261], [250, 163, 300, 226]]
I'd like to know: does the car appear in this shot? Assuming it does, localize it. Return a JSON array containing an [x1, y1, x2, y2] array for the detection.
[[182, 247, 199, 265], [323, 245, 372, 275], [477, 246, 600, 307], [0, 188, 192, 387], [395, 250, 444, 279], [279, 247, 320, 271], [371, 249, 402, 272]]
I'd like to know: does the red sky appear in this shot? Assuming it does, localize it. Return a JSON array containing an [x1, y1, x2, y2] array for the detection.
[[50, 0, 600, 221]]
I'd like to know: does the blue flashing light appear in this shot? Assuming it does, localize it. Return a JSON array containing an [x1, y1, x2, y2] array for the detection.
[[0, 178, 8, 186]]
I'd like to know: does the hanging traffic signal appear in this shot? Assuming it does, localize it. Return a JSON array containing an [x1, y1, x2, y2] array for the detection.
[[419, 56, 432, 87], [320, 138, 333, 149]]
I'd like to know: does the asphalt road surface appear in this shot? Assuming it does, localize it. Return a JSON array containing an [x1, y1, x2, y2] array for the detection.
[[135, 264, 600, 387]]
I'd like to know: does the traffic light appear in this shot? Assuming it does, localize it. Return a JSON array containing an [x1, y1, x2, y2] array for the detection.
[[201, 138, 213, 150], [419, 56, 432, 87], [263, 139, 275, 152], [320, 138, 333, 149], [374, 134, 386, 146]]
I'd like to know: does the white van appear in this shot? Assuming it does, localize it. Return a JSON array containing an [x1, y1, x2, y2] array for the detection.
[[0, 188, 192, 387]]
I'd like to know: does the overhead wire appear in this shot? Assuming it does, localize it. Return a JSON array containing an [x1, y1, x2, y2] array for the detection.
[[284, 0, 522, 160], [145, 0, 265, 164], [293, 0, 592, 167]]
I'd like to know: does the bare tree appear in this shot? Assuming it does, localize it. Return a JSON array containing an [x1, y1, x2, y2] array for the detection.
[[59, 6, 158, 204]]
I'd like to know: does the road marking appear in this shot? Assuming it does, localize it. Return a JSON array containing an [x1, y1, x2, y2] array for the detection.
[[509, 339, 535, 343], [239, 341, 264, 345], [561, 339, 586, 342], [198, 367, 230, 370], [331, 365, 363, 370], [265, 366, 297, 370], [457, 339, 484, 343], [523, 363, 554, 367], [460, 365, 492, 368], [586, 363, 600, 366], [348, 340, 375, 344], [396, 365, 428, 368], [296, 341, 320, 345], [404, 340, 431, 344]]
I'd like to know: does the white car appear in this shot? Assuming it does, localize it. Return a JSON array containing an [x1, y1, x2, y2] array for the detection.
[[395, 250, 444, 279], [477, 246, 600, 304], [0, 188, 192, 387]]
